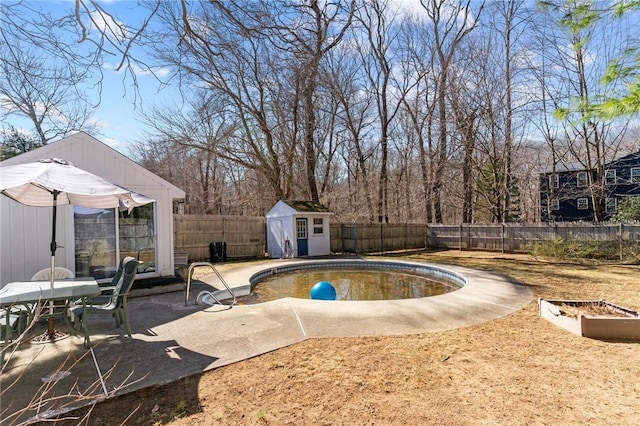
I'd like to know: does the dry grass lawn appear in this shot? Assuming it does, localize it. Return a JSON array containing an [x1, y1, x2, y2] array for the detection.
[[56, 251, 640, 425]]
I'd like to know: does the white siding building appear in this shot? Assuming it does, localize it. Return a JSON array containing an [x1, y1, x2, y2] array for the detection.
[[266, 200, 333, 258], [0, 132, 185, 285]]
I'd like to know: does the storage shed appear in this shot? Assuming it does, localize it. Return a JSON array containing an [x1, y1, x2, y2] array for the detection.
[[266, 200, 333, 258], [0, 132, 185, 285]]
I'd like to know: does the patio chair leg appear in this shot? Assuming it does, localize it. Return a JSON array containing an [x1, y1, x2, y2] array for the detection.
[[62, 302, 78, 336], [117, 310, 122, 327], [72, 313, 83, 332], [123, 315, 131, 337], [122, 302, 132, 338]]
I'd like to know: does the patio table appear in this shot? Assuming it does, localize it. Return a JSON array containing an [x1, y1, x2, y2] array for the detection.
[[0, 279, 100, 348]]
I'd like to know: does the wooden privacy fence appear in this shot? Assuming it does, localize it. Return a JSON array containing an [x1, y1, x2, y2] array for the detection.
[[173, 214, 640, 262], [332, 222, 640, 258], [425, 223, 640, 255], [174, 215, 265, 262], [331, 223, 427, 254]]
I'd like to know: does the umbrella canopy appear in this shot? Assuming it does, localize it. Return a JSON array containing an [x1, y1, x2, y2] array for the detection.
[[0, 158, 154, 211], [0, 157, 154, 338]]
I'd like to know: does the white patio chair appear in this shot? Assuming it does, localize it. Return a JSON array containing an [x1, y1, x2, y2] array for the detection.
[[28, 267, 76, 328], [30, 267, 75, 281]]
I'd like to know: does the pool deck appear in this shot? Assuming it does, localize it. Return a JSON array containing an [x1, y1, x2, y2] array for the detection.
[[1, 257, 532, 423]]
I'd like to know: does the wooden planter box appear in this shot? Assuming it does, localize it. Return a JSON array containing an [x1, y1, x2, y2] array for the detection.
[[539, 298, 640, 340]]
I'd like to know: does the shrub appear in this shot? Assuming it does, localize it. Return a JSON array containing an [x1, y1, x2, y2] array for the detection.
[[528, 236, 623, 261]]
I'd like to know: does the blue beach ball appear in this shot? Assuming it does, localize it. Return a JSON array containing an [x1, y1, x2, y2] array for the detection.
[[310, 281, 336, 300]]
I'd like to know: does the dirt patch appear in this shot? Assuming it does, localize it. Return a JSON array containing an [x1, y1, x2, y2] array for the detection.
[[47, 251, 640, 425], [557, 302, 638, 319]]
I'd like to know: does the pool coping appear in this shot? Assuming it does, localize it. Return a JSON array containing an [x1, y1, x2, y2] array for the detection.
[[196, 257, 534, 336]]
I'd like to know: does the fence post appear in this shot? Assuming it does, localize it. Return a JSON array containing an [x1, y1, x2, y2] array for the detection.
[[501, 223, 505, 254], [619, 222, 623, 262], [458, 224, 462, 250], [424, 224, 429, 250], [405, 223, 408, 251], [223, 215, 226, 244]]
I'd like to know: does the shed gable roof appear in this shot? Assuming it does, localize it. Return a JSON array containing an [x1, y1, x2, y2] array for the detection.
[[282, 200, 332, 213]]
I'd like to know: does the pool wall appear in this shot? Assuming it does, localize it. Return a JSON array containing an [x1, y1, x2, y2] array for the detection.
[[249, 260, 466, 290], [205, 259, 467, 303]]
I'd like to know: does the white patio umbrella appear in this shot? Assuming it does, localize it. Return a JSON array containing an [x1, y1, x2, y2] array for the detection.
[[0, 158, 154, 339]]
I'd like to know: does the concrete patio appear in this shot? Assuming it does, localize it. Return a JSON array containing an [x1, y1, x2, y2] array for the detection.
[[0, 257, 532, 424]]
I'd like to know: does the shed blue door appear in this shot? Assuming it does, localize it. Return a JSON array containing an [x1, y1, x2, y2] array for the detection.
[[296, 218, 308, 256]]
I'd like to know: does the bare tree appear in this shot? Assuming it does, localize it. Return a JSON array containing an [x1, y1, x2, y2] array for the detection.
[[147, 1, 300, 203], [526, 13, 565, 222], [447, 59, 481, 223], [265, 0, 356, 202], [314, 85, 343, 200], [488, 0, 533, 223], [399, 14, 439, 223], [324, 44, 377, 221], [458, 0, 534, 224], [0, 2, 99, 143], [132, 91, 235, 214], [0, 0, 177, 147], [420, 0, 484, 223], [0, 126, 43, 160], [356, 0, 412, 223]]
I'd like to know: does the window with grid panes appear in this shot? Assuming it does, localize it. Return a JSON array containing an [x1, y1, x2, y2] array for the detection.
[[577, 171, 588, 187], [605, 198, 617, 213], [313, 217, 324, 235], [605, 169, 616, 185], [577, 198, 588, 210]]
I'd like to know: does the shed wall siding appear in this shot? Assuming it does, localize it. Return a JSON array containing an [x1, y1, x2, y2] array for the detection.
[[266, 216, 295, 258], [305, 214, 331, 256]]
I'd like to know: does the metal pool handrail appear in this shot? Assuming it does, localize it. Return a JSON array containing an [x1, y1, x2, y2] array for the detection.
[[185, 262, 237, 306]]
